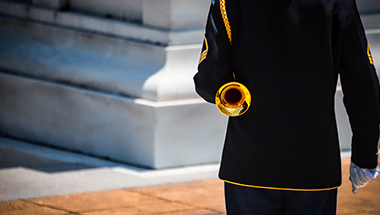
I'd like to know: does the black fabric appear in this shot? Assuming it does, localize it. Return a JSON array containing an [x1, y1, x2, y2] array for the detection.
[[194, 0, 380, 190], [225, 182, 338, 215]]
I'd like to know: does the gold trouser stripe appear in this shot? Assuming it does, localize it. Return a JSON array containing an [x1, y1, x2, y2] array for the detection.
[[222, 179, 340, 191], [368, 43, 374, 65], [198, 37, 209, 65], [220, 0, 232, 44]]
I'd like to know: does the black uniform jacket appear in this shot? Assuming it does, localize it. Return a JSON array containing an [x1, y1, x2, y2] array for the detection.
[[194, 0, 380, 191]]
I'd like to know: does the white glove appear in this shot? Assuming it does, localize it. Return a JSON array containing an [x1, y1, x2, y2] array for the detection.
[[349, 162, 379, 194]]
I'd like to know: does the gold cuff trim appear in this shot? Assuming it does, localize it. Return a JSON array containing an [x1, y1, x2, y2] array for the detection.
[[198, 36, 209, 65], [222, 179, 340, 191], [368, 43, 374, 65], [220, 0, 232, 45]]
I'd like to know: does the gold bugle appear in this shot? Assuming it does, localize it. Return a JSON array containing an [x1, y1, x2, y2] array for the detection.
[[215, 82, 251, 117]]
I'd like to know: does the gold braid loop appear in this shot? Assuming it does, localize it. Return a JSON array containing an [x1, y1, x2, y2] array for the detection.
[[220, 0, 232, 45]]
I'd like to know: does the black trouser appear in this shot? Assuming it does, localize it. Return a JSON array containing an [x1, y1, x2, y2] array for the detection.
[[224, 182, 337, 215]]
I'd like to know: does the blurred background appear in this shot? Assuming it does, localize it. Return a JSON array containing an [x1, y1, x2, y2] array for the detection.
[[0, 0, 379, 203]]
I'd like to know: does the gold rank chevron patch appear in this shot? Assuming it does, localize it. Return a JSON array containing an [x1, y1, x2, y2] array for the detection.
[[198, 36, 209, 65], [368, 43, 374, 65]]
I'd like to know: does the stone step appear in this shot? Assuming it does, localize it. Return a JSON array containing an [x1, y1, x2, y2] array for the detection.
[[362, 14, 380, 30], [0, 0, 223, 170], [1, 0, 378, 171], [0, 0, 205, 46], [0, 72, 228, 169], [0, 16, 202, 102], [0, 137, 221, 201]]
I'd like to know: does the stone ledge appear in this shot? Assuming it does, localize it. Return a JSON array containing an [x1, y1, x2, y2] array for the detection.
[[0, 16, 202, 102], [69, 0, 142, 22], [362, 13, 380, 29], [0, 72, 227, 169], [0, 0, 204, 46], [32, 0, 68, 10]]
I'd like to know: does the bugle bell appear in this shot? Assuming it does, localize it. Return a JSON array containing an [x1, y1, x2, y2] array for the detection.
[[215, 82, 251, 117]]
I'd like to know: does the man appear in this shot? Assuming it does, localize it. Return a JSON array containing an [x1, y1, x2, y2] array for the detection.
[[193, 0, 380, 214]]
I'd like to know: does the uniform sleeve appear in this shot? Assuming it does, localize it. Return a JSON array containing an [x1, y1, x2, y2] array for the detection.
[[193, 0, 234, 104], [339, 3, 380, 169]]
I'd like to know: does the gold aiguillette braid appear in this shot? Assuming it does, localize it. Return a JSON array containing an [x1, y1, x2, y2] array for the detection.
[[220, 0, 232, 45]]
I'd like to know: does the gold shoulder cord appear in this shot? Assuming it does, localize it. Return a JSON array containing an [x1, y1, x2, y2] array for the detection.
[[220, 0, 234, 80], [220, 0, 232, 45], [199, 0, 231, 65]]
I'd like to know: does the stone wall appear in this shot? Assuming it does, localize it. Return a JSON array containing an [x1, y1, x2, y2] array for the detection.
[[0, 0, 225, 169], [357, 0, 380, 14], [0, 0, 379, 169], [30, 0, 211, 30]]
